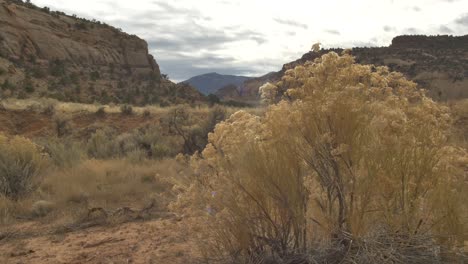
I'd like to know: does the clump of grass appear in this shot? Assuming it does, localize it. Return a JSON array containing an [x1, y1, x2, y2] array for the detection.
[[120, 104, 133, 115]]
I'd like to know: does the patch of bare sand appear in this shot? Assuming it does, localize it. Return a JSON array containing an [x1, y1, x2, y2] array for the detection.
[[0, 217, 196, 264]]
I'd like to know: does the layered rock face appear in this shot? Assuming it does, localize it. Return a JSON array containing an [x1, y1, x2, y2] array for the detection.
[[391, 35, 468, 50], [0, 2, 160, 74], [244, 35, 468, 101], [0, 0, 202, 105]]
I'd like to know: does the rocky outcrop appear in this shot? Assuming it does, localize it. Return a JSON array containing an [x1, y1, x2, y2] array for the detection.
[[0, 0, 203, 105], [391, 35, 468, 50], [0, 3, 160, 73]]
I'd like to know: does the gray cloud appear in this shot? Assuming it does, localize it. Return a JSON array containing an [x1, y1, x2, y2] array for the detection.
[[324, 29, 340, 35], [383, 25, 394, 32], [412, 6, 421, 12], [273, 18, 308, 29], [438, 25, 453, 33], [100, 3, 268, 80], [403, 27, 419, 34], [455, 13, 468, 26], [148, 24, 267, 51]]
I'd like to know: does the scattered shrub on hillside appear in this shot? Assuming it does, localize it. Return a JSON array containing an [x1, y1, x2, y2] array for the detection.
[[23, 75, 34, 93], [176, 52, 467, 263], [86, 126, 180, 160], [31, 66, 47, 78], [41, 6, 50, 13], [120, 104, 133, 115], [40, 137, 85, 168], [207, 94, 220, 106], [49, 59, 66, 77], [75, 22, 88, 30], [90, 71, 100, 81], [222, 100, 252, 108], [125, 126, 178, 159], [1, 79, 14, 90], [0, 133, 47, 200], [42, 103, 55, 116], [53, 113, 71, 137], [167, 106, 226, 154], [87, 128, 119, 159], [205, 105, 226, 133], [151, 144, 171, 160], [95, 106, 106, 116]]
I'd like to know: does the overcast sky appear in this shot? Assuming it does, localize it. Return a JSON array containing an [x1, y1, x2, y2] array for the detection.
[[31, 0, 467, 82]]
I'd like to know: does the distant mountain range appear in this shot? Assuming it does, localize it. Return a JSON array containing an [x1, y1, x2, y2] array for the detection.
[[181, 72, 252, 95]]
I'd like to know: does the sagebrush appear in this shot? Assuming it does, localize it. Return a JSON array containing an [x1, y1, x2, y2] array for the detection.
[[175, 52, 467, 263]]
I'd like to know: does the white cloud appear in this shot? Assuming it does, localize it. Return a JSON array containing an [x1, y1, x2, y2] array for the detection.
[[31, 0, 467, 81]]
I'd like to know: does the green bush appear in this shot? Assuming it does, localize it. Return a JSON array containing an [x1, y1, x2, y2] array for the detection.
[[23, 76, 34, 93], [90, 71, 100, 81], [207, 93, 220, 106], [49, 59, 66, 77], [1, 79, 14, 90], [86, 129, 119, 159], [151, 144, 170, 160], [166, 106, 226, 154], [40, 138, 85, 168], [0, 134, 46, 200]]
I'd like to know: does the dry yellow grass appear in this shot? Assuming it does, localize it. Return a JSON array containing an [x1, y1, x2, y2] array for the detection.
[[0, 157, 190, 228], [0, 97, 264, 117]]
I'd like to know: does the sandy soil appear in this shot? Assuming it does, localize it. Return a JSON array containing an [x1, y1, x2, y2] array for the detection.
[[0, 216, 196, 264]]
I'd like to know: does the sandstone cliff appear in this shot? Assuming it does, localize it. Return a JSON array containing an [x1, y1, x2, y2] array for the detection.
[[0, 0, 203, 105]]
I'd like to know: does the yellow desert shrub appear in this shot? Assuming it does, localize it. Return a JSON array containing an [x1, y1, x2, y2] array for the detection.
[[0, 133, 47, 200], [176, 52, 467, 263]]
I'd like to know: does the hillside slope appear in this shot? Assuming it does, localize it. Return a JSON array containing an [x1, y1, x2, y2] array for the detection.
[[0, 0, 203, 105]]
